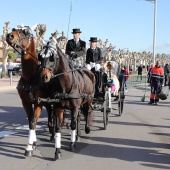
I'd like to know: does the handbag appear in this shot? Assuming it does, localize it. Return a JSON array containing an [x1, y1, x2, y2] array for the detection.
[[157, 89, 167, 100]]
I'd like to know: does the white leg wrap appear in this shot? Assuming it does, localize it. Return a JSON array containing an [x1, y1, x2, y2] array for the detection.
[[28, 130, 36, 145], [26, 144, 33, 151], [55, 133, 61, 148], [71, 130, 76, 143]]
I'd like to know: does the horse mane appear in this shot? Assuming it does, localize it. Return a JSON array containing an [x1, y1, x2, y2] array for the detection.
[[56, 45, 68, 59], [56, 45, 72, 70]]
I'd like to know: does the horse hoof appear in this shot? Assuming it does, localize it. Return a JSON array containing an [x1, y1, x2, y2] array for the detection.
[[24, 150, 33, 157], [54, 152, 61, 160], [85, 127, 90, 134], [68, 143, 76, 152]]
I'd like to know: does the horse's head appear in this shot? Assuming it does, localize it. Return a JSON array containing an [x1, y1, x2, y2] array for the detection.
[[6, 26, 33, 50], [38, 42, 58, 83]]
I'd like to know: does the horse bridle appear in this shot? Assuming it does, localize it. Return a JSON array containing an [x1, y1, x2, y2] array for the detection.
[[41, 57, 57, 77], [39, 42, 59, 76], [10, 27, 38, 61], [40, 46, 84, 80]]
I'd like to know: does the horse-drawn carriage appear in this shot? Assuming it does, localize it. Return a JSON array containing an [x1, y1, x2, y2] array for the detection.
[[6, 26, 125, 160], [92, 61, 125, 129]]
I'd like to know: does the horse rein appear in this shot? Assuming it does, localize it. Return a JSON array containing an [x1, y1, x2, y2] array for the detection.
[[51, 67, 83, 79], [10, 29, 84, 80]]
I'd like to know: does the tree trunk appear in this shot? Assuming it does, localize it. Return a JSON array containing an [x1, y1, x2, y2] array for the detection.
[[134, 58, 136, 71], [1, 42, 10, 78]]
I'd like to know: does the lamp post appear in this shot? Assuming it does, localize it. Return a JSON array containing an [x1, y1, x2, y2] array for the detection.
[[145, 0, 157, 65]]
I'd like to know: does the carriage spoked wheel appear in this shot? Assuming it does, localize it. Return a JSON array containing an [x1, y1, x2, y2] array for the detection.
[[103, 91, 110, 130], [118, 90, 124, 116]]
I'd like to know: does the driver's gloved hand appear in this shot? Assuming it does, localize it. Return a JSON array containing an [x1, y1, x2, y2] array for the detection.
[[70, 51, 77, 58]]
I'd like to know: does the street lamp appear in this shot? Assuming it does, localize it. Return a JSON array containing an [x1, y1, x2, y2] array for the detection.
[[145, 0, 157, 65]]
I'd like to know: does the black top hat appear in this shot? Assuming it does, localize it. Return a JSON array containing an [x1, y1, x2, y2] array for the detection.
[[72, 28, 81, 34], [89, 37, 98, 42]]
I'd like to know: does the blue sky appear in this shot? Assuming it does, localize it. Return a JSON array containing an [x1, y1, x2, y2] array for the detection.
[[0, 0, 170, 54]]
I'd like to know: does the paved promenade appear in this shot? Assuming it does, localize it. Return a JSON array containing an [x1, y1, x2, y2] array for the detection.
[[0, 76, 20, 91], [0, 81, 170, 170]]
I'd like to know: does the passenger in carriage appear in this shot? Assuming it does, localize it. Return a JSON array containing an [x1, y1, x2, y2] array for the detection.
[[86, 37, 102, 71], [65, 28, 86, 68], [85, 37, 102, 93], [100, 59, 107, 72]]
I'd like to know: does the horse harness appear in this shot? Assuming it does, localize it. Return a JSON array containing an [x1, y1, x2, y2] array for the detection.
[[12, 28, 92, 104], [38, 64, 90, 104], [10, 27, 38, 61]]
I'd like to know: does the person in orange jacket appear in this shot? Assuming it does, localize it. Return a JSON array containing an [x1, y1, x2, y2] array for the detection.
[[148, 61, 164, 105]]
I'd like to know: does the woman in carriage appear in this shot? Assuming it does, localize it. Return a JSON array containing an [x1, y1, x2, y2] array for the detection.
[[104, 61, 120, 96]]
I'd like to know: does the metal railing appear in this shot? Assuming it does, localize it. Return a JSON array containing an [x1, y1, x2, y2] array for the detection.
[[124, 75, 148, 90]]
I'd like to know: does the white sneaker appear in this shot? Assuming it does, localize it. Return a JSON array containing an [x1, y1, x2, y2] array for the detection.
[[125, 90, 128, 92]]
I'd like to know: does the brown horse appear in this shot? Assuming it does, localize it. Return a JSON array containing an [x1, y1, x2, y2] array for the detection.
[[6, 27, 54, 157], [38, 42, 95, 160]]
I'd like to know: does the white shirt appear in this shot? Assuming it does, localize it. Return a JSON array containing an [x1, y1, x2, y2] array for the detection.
[[74, 38, 79, 44]]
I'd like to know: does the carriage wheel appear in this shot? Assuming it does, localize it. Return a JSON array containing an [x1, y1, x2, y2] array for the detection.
[[103, 91, 109, 130], [118, 90, 124, 116]]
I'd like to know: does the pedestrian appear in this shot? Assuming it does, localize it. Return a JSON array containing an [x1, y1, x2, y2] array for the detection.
[[65, 28, 86, 68], [129, 65, 132, 71], [136, 64, 143, 81], [147, 63, 154, 85], [124, 66, 129, 92], [114, 65, 126, 101], [86, 37, 102, 71], [164, 63, 170, 86], [6, 60, 13, 77], [148, 61, 164, 105]]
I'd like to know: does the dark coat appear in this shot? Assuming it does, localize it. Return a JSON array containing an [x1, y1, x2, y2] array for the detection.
[[164, 64, 170, 76], [86, 47, 102, 64], [138, 66, 143, 74], [65, 39, 86, 57]]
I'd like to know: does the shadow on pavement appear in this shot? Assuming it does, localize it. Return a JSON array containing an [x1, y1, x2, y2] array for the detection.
[[109, 121, 170, 129], [140, 163, 170, 169]]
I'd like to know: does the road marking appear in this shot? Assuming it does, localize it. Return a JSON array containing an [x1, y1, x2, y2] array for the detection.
[[0, 131, 17, 138], [0, 125, 47, 138]]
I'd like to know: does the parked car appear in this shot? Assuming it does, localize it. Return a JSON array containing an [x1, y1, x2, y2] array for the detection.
[[12, 63, 21, 75]]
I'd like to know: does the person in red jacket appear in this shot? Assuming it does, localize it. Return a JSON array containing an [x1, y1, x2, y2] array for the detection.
[[124, 66, 129, 92], [148, 61, 164, 105]]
